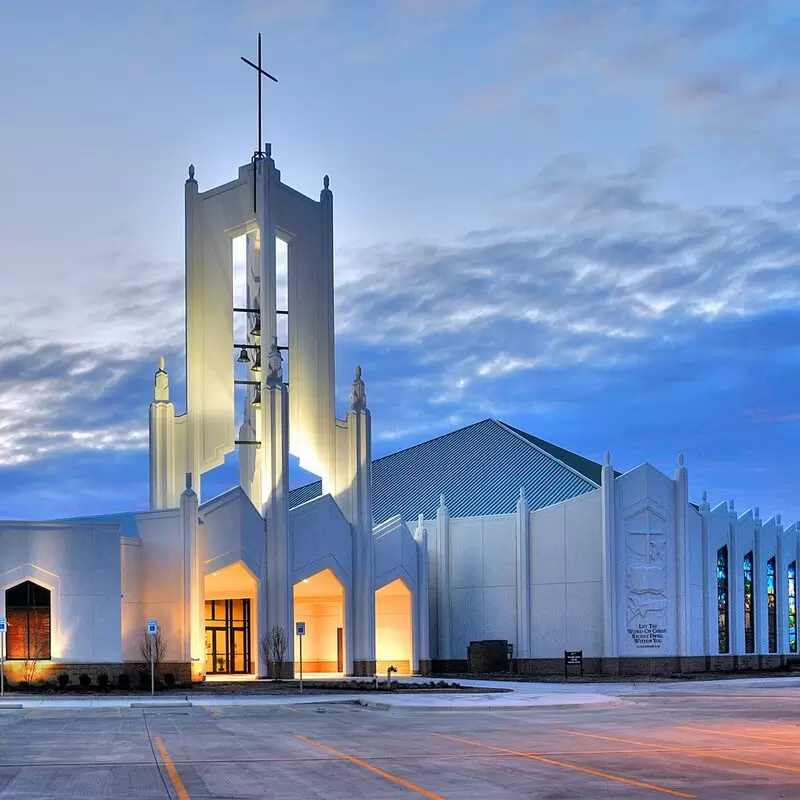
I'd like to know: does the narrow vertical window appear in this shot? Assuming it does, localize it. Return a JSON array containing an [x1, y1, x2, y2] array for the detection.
[[716, 545, 729, 654], [767, 557, 777, 653], [744, 551, 755, 654], [789, 562, 797, 654]]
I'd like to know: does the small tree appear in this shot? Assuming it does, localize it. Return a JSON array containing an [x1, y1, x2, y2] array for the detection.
[[260, 625, 287, 681], [140, 630, 167, 674]]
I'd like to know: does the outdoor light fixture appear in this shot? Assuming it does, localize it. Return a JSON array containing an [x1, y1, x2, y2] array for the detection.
[[250, 349, 261, 373], [237, 347, 251, 363], [251, 386, 262, 409]]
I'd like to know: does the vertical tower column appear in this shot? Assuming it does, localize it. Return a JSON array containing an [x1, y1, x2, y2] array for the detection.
[[601, 451, 617, 658], [674, 453, 690, 655], [260, 340, 293, 677], [515, 486, 532, 659], [239, 231, 263, 509], [348, 367, 375, 676], [437, 494, 452, 662], [414, 514, 431, 675], [180, 473, 204, 679], [149, 357, 178, 509], [699, 490, 711, 654]]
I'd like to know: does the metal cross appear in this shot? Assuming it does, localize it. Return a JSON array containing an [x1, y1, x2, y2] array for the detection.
[[241, 33, 278, 160]]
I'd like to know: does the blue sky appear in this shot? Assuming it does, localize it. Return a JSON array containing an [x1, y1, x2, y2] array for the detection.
[[1, 0, 800, 520]]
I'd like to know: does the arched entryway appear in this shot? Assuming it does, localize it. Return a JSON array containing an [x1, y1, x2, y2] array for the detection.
[[5, 581, 51, 661], [375, 578, 413, 675], [293, 568, 345, 676], [204, 562, 258, 676]]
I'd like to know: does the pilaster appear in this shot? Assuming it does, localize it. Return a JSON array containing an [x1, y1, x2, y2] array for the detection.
[[179, 473, 203, 679], [414, 513, 431, 673], [674, 453, 689, 655], [515, 486, 531, 658], [436, 494, 452, 660], [260, 339, 293, 677], [699, 490, 711, 654], [347, 366, 375, 676], [600, 451, 617, 656]]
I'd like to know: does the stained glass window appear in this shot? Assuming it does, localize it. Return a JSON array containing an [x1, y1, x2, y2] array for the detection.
[[5, 581, 51, 661], [744, 551, 755, 654], [716, 546, 729, 654], [789, 562, 797, 654], [767, 556, 777, 653]]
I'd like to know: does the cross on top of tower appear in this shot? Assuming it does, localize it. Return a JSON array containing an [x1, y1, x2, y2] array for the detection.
[[240, 33, 278, 161]]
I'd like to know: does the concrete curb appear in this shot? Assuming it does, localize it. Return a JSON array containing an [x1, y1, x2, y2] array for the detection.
[[130, 700, 193, 708], [354, 698, 622, 713], [0, 703, 24, 710]]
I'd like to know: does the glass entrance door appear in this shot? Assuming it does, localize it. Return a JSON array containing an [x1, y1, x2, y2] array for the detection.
[[204, 599, 251, 674]]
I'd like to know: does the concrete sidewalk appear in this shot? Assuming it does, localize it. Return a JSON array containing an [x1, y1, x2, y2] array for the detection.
[[0, 680, 618, 711]]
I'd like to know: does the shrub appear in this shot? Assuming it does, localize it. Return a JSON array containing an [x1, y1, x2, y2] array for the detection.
[[117, 673, 131, 690], [138, 671, 150, 689], [57, 673, 70, 689], [79, 674, 91, 689], [164, 672, 176, 688], [97, 672, 109, 691]]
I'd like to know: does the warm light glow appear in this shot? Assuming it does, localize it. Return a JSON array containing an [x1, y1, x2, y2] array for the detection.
[[293, 569, 345, 675], [375, 578, 413, 675]]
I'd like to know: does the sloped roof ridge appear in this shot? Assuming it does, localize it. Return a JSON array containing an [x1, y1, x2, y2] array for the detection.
[[370, 418, 495, 465], [496, 420, 604, 487]]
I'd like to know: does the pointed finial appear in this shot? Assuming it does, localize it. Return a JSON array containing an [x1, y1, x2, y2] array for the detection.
[[265, 143, 271, 157], [702, 489, 708, 503], [188, 164, 195, 181], [519, 485, 526, 502], [350, 365, 367, 411], [777, 513, 782, 526], [677, 452, 684, 468], [154, 356, 169, 401], [754, 506, 760, 519], [729, 499, 735, 511], [323, 175, 330, 190], [439, 493, 446, 508], [603, 450, 611, 467], [418, 512, 424, 527]]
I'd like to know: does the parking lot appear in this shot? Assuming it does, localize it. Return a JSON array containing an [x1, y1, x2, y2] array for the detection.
[[1, 683, 800, 798]]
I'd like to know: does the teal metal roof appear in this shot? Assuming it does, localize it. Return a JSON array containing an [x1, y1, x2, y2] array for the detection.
[[289, 418, 601, 523]]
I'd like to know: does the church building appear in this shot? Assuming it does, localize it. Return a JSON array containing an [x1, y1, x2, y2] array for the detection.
[[1, 145, 797, 682]]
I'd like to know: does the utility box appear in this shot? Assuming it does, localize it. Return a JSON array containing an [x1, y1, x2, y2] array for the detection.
[[467, 639, 510, 673]]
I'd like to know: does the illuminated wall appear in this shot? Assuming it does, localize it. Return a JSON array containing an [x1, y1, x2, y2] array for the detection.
[[375, 579, 412, 674], [293, 569, 344, 674]]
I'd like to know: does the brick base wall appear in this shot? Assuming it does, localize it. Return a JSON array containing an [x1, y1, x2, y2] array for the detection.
[[2, 660, 192, 684], [431, 654, 800, 678]]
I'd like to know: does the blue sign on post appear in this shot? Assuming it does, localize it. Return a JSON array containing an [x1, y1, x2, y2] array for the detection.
[[147, 619, 158, 636], [296, 621, 305, 636], [0, 618, 6, 634]]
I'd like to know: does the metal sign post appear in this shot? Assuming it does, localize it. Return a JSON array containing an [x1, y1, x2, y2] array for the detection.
[[147, 620, 158, 697], [0, 617, 6, 699], [296, 621, 305, 695]]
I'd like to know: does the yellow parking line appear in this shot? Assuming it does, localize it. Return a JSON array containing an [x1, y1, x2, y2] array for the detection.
[[679, 726, 799, 746], [297, 735, 444, 800], [433, 733, 695, 798], [559, 728, 800, 777], [154, 736, 190, 800]]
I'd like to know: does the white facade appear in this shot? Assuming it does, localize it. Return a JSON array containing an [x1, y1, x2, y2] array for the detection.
[[2, 148, 798, 681]]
